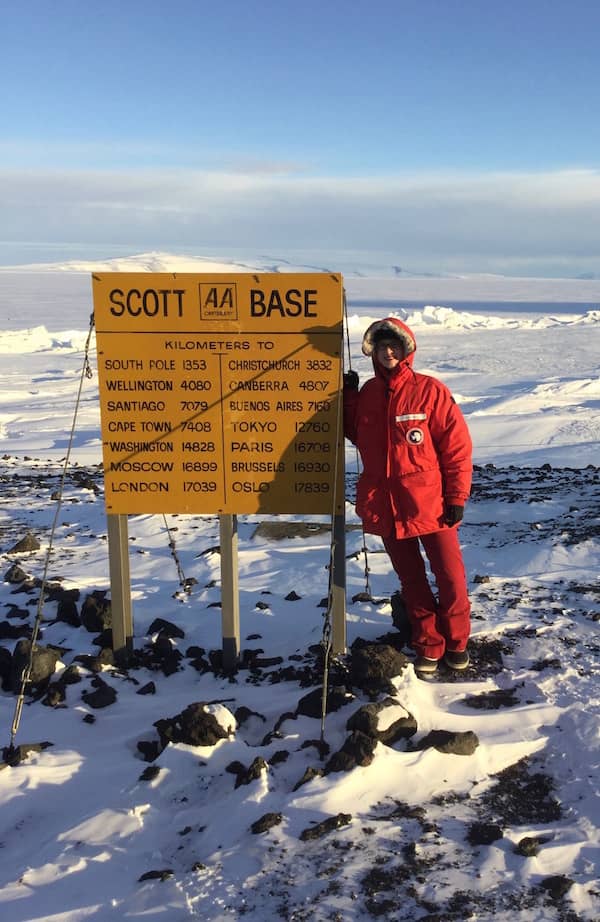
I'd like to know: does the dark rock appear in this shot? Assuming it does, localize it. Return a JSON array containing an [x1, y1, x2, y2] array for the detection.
[[96, 647, 116, 667], [154, 702, 229, 749], [234, 705, 266, 726], [208, 649, 224, 672], [150, 635, 182, 676], [293, 766, 324, 791], [60, 665, 83, 685], [346, 700, 417, 744], [349, 643, 409, 692], [137, 740, 161, 762], [377, 712, 418, 745], [82, 714, 96, 724], [139, 765, 161, 782], [72, 653, 104, 673], [56, 597, 81, 626], [138, 869, 173, 882], [268, 749, 289, 766], [43, 682, 66, 707], [10, 578, 38, 595], [44, 584, 80, 604], [467, 822, 504, 845], [299, 813, 352, 841], [351, 591, 376, 603], [530, 657, 561, 672], [11, 640, 59, 692], [0, 620, 31, 641], [4, 563, 30, 583], [7, 532, 41, 554], [390, 591, 412, 644], [540, 875, 574, 901], [240, 648, 269, 667], [326, 730, 377, 773], [234, 757, 268, 788], [252, 521, 331, 540], [324, 749, 358, 774], [515, 835, 550, 857], [462, 688, 520, 710], [0, 646, 12, 689], [137, 682, 156, 696], [296, 685, 353, 719], [345, 706, 383, 738], [81, 591, 112, 633], [300, 738, 330, 759], [147, 618, 185, 639], [188, 655, 211, 674], [81, 680, 117, 709], [284, 591, 302, 601], [90, 626, 113, 649], [417, 729, 479, 755], [5, 604, 30, 619], [251, 812, 282, 834]]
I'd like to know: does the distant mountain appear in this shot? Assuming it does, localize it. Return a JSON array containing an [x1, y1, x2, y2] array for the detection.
[[574, 272, 600, 280], [392, 265, 458, 279]]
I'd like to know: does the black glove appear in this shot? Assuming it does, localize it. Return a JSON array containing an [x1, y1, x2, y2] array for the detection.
[[444, 504, 464, 526], [343, 370, 359, 391]]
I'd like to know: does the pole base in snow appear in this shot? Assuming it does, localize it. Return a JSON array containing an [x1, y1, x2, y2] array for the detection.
[[1, 741, 53, 767]]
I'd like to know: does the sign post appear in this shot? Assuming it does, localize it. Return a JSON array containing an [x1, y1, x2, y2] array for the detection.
[[106, 513, 133, 658], [219, 513, 240, 670], [92, 272, 345, 660]]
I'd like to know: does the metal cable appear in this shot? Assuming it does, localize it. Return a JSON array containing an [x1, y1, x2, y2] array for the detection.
[[341, 291, 373, 601], [8, 314, 96, 754], [162, 513, 193, 597], [319, 291, 348, 744]]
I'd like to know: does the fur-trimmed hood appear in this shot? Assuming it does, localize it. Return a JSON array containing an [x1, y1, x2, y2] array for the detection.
[[361, 317, 417, 367]]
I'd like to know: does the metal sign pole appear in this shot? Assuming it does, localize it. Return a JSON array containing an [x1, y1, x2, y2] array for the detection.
[[220, 513, 240, 670], [106, 513, 133, 657]]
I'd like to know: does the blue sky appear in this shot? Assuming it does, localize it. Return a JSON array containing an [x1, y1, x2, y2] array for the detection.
[[2, 0, 600, 275]]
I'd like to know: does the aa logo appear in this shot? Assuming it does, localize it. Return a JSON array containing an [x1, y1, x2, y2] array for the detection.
[[199, 284, 238, 320]]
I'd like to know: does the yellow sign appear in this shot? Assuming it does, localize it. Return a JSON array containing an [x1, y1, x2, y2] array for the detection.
[[92, 272, 344, 515]]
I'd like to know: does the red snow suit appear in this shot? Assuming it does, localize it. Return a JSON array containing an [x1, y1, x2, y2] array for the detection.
[[344, 317, 472, 540]]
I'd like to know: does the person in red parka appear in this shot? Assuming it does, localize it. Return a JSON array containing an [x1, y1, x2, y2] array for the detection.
[[343, 316, 472, 675]]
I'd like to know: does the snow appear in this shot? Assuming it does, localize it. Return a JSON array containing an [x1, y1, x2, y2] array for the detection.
[[0, 252, 598, 921]]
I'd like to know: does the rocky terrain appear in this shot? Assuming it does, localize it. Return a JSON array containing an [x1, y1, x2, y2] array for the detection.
[[0, 456, 599, 921]]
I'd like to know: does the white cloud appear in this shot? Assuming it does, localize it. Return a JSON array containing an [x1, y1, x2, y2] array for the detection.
[[2, 166, 600, 276]]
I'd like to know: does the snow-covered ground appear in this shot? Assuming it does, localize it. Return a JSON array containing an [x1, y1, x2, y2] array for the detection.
[[0, 253, 598, 921]]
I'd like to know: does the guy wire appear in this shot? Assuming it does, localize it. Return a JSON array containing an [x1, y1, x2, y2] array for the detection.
[[8, 314, 96, 754]]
